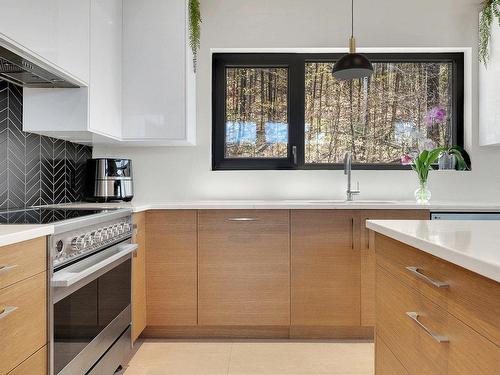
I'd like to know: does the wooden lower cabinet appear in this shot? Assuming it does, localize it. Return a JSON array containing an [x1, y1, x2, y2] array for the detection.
[[374, 234, 500, 374], [139, 208, 430, 340], [132, 212, 147, 342], [145, 210, 198, 327], [198, 210, 290, 326], [359, 210, 429, 326], [291, 210, 360, 327], [8, 346, 47, 375]]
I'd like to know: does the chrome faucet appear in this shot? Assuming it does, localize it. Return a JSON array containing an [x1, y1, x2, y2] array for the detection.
[[344, 151, 360, 201]]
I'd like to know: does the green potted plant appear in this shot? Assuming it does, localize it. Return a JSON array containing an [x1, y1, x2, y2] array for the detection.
[[402, 148, 445, 204], [438, 146, 469, 170], [402, 145, 469, 203]]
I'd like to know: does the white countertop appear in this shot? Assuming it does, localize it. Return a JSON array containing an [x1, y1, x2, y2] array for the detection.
[[49, 200, 500, 212], [2, 200, 500, 248], [0, 224, 54, 247], [366, 220, 500, 282]]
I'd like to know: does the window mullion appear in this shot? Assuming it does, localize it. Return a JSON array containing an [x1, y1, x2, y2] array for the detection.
[[288, 54, 306, 168]]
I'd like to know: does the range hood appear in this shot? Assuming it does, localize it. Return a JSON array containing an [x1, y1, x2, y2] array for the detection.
[[0, 45, 78, 88]]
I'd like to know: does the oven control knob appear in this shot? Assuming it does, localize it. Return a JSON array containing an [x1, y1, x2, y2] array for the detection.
[[89, 232, 95, 246], [124, 223, 131, 233], [71, 236, 85, 251], [83, 234, 93, 249], [108, 226, 115, 238], [94, 230, 102, 244], [101, 227, 109, 241], [112, 225, 119, 236], [55, 240, 64, 254], [118, 223, 125, 234]]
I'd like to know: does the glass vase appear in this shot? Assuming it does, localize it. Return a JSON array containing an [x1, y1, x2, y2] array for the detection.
[[414, 181, 431, 204], [438, 153, 456, 170]]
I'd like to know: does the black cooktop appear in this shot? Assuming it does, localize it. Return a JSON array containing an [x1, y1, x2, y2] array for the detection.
[[0, 208, 110, 225]]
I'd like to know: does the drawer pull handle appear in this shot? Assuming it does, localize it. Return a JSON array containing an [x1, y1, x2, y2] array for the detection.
[[226, 218, 258, 222], [0, 306, 18, 320], [406, 312, 449, 343], [0, 264, 18, 274], [405, 266, 449, 288]]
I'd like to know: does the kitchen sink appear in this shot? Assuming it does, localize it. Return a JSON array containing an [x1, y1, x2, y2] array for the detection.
[[306, 200, 398, 204], [306, 200, 347, 204], [347, 200, 398, 204]]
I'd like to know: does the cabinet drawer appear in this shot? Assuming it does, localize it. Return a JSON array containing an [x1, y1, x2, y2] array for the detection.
[[376, 266, 500, 375], [198, 210, 290, 326], [0, 272, 47, 374], [8, 346, 47, 375], [375, 233, 500, 345], [375, 335, 408, 375], [0, 237, 46, 290]]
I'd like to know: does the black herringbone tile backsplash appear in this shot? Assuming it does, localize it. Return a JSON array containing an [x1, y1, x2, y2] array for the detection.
[[0, 81, 92, 210]]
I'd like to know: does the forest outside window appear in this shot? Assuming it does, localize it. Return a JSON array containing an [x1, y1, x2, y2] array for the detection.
[[212, 53, 464, 170]]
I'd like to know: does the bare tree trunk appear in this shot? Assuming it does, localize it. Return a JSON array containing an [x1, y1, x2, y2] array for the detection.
[[426, 63, 440, 140]]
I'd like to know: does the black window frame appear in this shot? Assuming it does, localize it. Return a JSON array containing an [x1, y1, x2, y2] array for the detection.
[[212, 52, 464, 171]]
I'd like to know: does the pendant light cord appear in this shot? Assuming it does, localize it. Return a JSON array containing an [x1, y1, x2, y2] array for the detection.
[[351, 0, 354, 38]]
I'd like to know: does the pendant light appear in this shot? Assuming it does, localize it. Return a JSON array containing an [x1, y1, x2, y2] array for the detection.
[[332, 0, 373, 80]]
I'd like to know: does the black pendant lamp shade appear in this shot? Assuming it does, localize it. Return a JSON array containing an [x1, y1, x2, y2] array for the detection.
[[332, 0, 373, 81]]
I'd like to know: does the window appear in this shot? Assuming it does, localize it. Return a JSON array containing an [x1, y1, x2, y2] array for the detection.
[[212, 53, 464, 170]]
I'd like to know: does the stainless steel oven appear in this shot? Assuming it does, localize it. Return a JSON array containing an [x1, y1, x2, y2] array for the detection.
[[48, 209, 136, 375]]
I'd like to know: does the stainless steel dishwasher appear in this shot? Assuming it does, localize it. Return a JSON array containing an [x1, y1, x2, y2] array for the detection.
[[431, 212, 500, 220]]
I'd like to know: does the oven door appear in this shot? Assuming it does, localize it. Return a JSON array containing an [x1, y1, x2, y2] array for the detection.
[[51, 240, 137, 375]]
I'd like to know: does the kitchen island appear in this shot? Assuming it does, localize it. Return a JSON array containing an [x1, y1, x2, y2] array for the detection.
[[366, 220, 500, 374]]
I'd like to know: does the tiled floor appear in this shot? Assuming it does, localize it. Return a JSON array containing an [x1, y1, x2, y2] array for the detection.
[[122, 340, 374, 375]]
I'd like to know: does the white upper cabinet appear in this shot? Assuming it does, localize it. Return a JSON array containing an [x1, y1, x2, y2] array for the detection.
[[23, 0, 122, 143], [18, 0, 195, 145], [88, 0, 122, 139], [121, 0, 196, 145], [0, 0, 90, 84], [479, 16, 500, 146]]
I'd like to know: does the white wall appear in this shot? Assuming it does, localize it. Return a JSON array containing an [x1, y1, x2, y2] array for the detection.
[[94, 0, 500, 203]]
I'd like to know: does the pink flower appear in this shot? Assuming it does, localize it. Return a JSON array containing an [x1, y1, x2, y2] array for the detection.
[[425, 106, 447, 126], [401, 154, 413, 165]]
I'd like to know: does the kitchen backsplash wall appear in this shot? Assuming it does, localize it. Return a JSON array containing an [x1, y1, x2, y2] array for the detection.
[[0, 81, 92, 210]]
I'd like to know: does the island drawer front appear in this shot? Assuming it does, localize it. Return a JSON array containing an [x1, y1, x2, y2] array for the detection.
[[0, 272, 47, 374], [375, 335, 408, 375], [0, 237, 46, 290], [376, 266, 500, 375], [7, 346, 47, 375], [375, 233, 500, 345]]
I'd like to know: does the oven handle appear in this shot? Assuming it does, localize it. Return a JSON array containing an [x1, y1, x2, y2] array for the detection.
[[52, 243, 138, 288]]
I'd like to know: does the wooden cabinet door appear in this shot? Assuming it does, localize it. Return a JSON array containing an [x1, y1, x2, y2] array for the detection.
[[146, 210, 198, 326], [291, 210, 360, 326], [198, 210, 290, 326], [131, 212, 147, 342], [360, 210, 429, 326]]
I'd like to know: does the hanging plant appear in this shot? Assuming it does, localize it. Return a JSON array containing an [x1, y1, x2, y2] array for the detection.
[[479, 0, 500, 65], [188, 0, 202, 72]]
